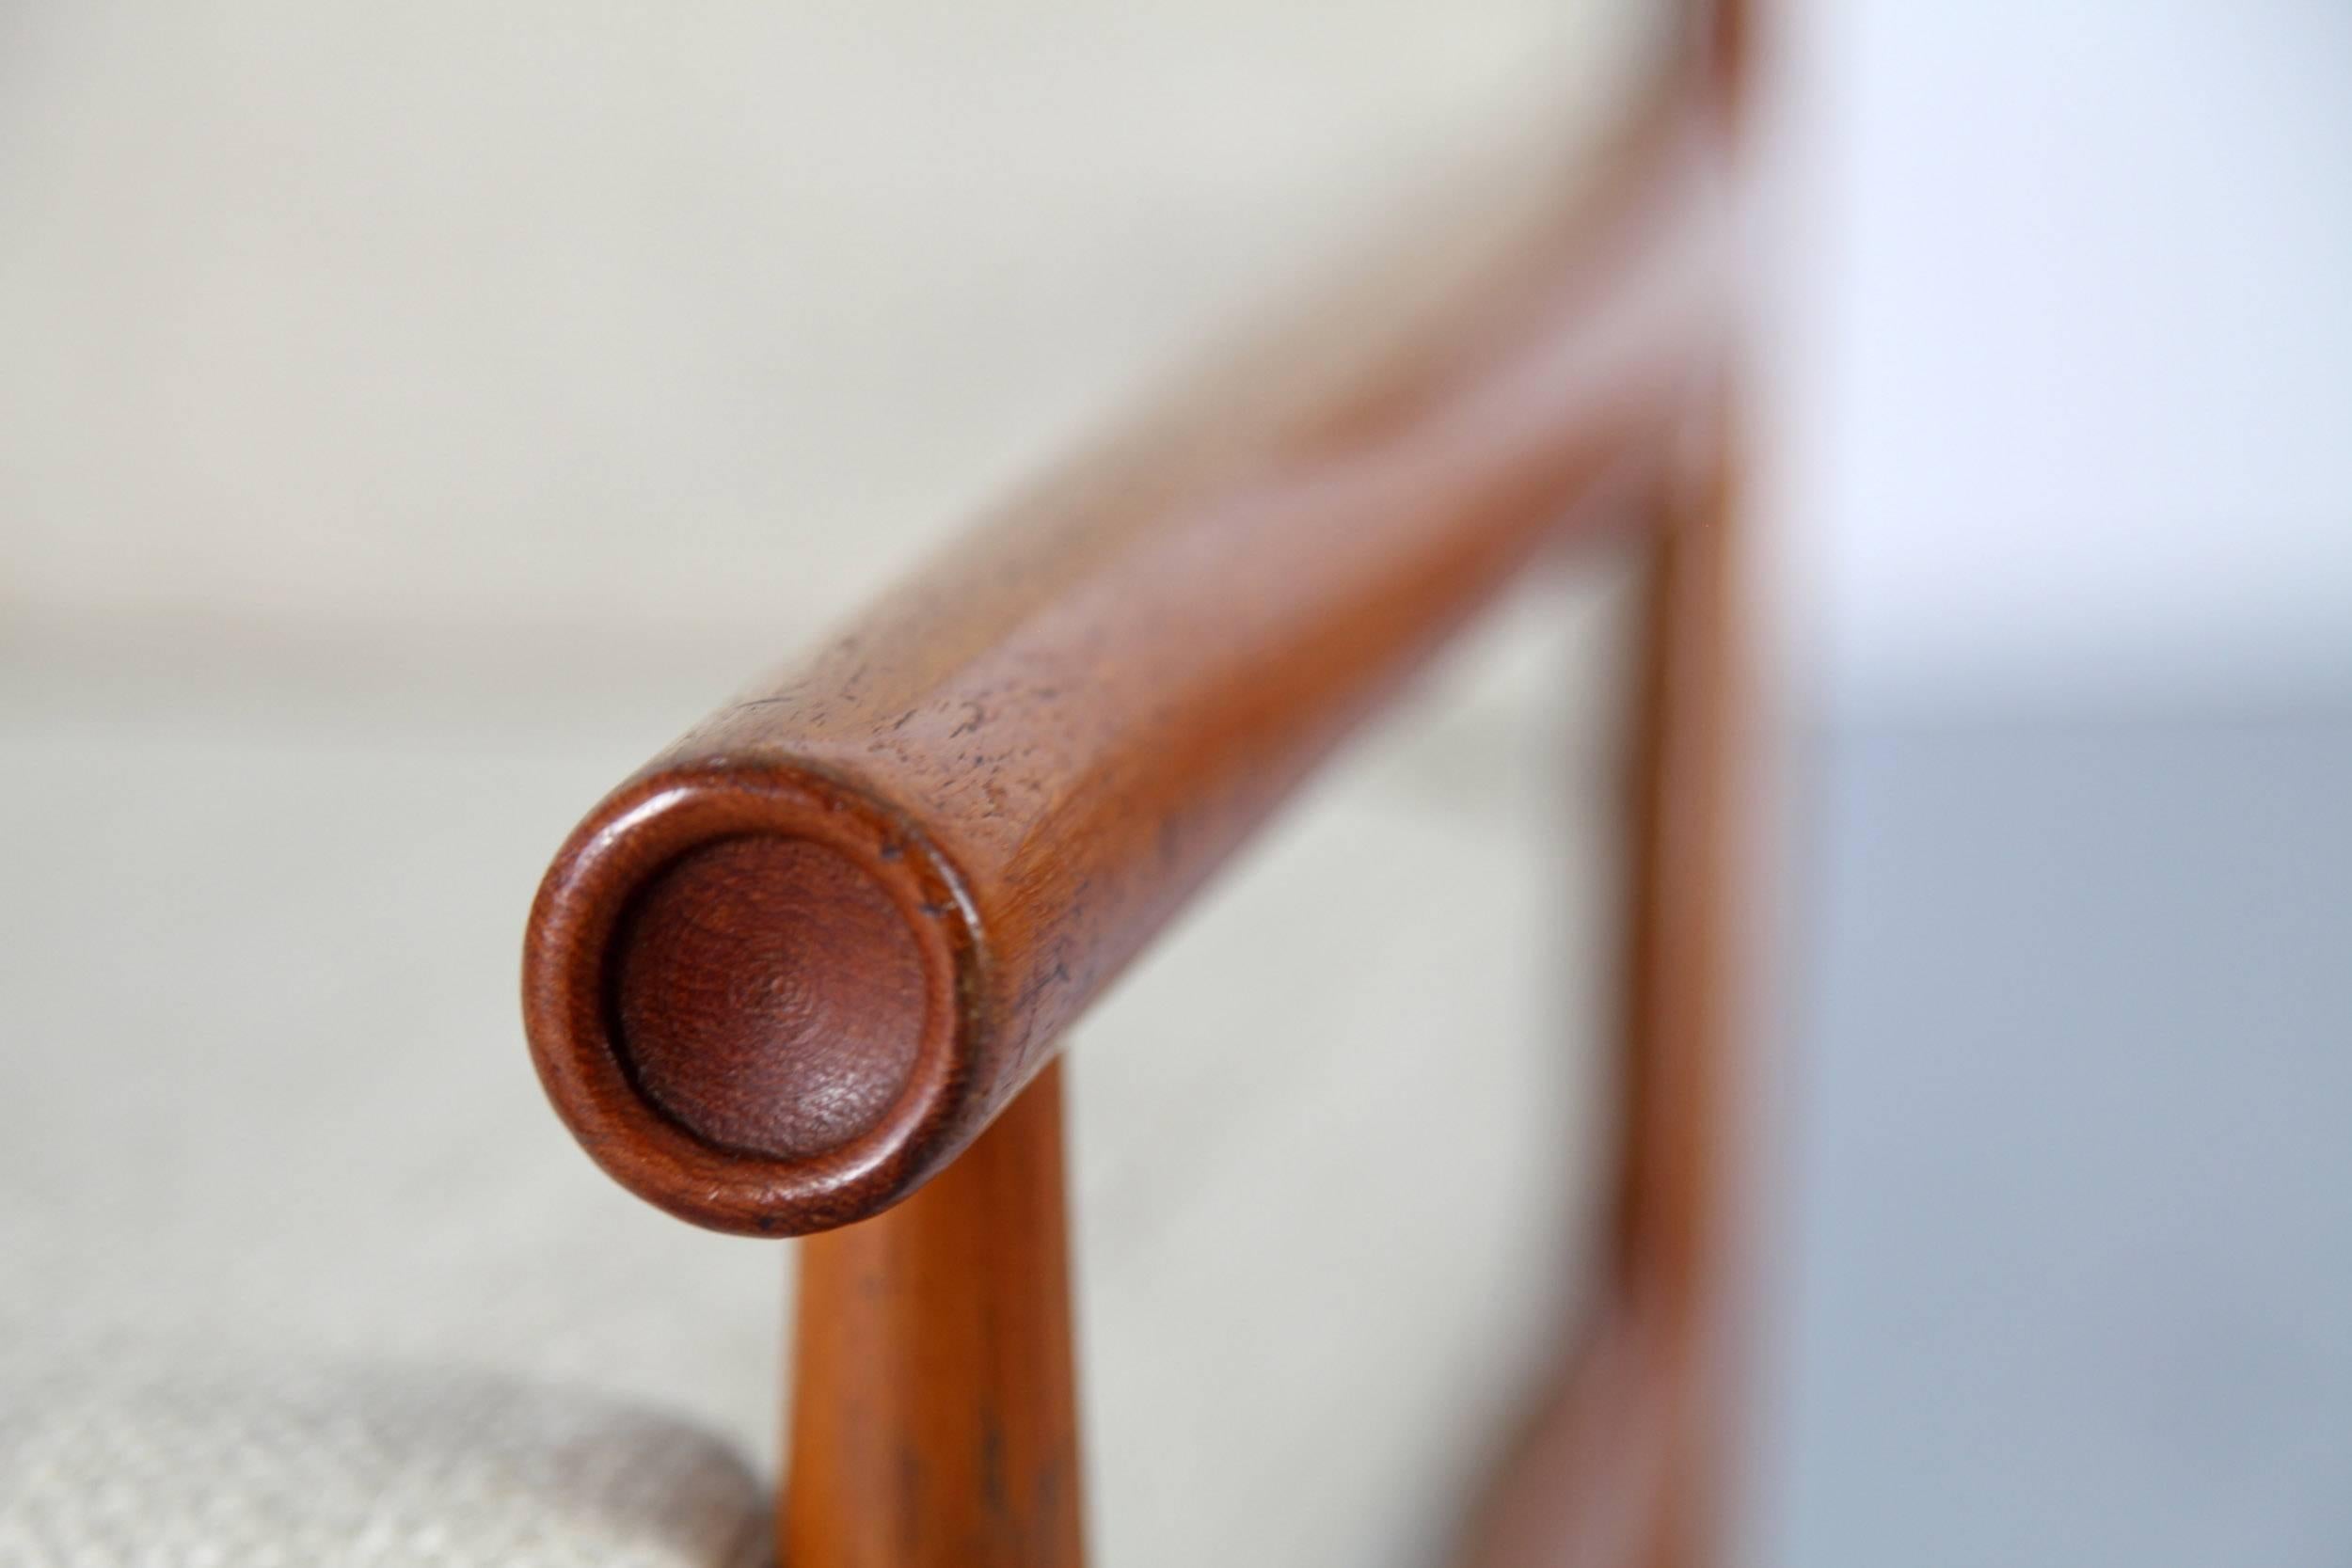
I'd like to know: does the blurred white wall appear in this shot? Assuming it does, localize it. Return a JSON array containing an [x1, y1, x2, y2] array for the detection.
[[0, 0, 1652, 665], [9, 0, 2344, 724], [1765, 0, 2352, 717]]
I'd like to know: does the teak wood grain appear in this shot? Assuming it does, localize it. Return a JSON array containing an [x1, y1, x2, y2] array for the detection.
[[785, 1058, 1084, 1568], [519, 65, 1733, 1239]]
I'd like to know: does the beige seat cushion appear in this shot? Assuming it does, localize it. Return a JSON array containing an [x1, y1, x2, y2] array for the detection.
[[0, 1333, 766, 1568]]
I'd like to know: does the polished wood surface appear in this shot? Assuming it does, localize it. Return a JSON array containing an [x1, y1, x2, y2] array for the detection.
[[521, 73, 1731, 1238], [784, 1057, 1085, 1568]]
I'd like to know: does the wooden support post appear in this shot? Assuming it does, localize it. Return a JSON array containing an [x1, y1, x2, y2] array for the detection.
[[1453, 425, 1747, 1568], [1612, 434, 1744, 1568], [781, 1058, 1086, 1568]]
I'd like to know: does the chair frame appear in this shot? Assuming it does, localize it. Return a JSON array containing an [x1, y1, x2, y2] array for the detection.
[[521, 8, 1751, 1561]]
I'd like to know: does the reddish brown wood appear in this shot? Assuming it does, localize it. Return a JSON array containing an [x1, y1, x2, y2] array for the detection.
[[520, 84, 1730, 1238], [783, 1057, 1084, 1568], [1454, 10, 1753, 1559], [1612, 432, 1747, 1568], [1454, 425, 1748, 1568]]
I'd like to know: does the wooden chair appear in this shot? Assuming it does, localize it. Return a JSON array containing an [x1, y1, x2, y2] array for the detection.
[[522, 8, 1750, 1563]]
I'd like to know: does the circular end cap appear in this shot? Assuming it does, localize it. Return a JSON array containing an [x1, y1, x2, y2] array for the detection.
[[522, 764, 985, 1236], [611, 834, 926, 1160]]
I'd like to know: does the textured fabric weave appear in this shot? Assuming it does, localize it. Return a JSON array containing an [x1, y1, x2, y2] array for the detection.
[[0, 1335, 768, 1568]]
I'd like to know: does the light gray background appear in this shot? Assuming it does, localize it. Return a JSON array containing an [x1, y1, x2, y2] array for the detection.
[[1745, 1, 2352, 1563]]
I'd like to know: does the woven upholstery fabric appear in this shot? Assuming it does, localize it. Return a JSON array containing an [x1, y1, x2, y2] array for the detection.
[[0, 1335, 769, 1568]]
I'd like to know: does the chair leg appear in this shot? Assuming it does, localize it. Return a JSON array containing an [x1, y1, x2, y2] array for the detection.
[[781, 1059, 1086, 1568], [1454, 430, 1748, 1568], [1611, 435, 1745, 1568]]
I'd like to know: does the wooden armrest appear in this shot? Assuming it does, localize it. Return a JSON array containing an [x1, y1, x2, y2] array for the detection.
[[520, 60, 1732, 1240]]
